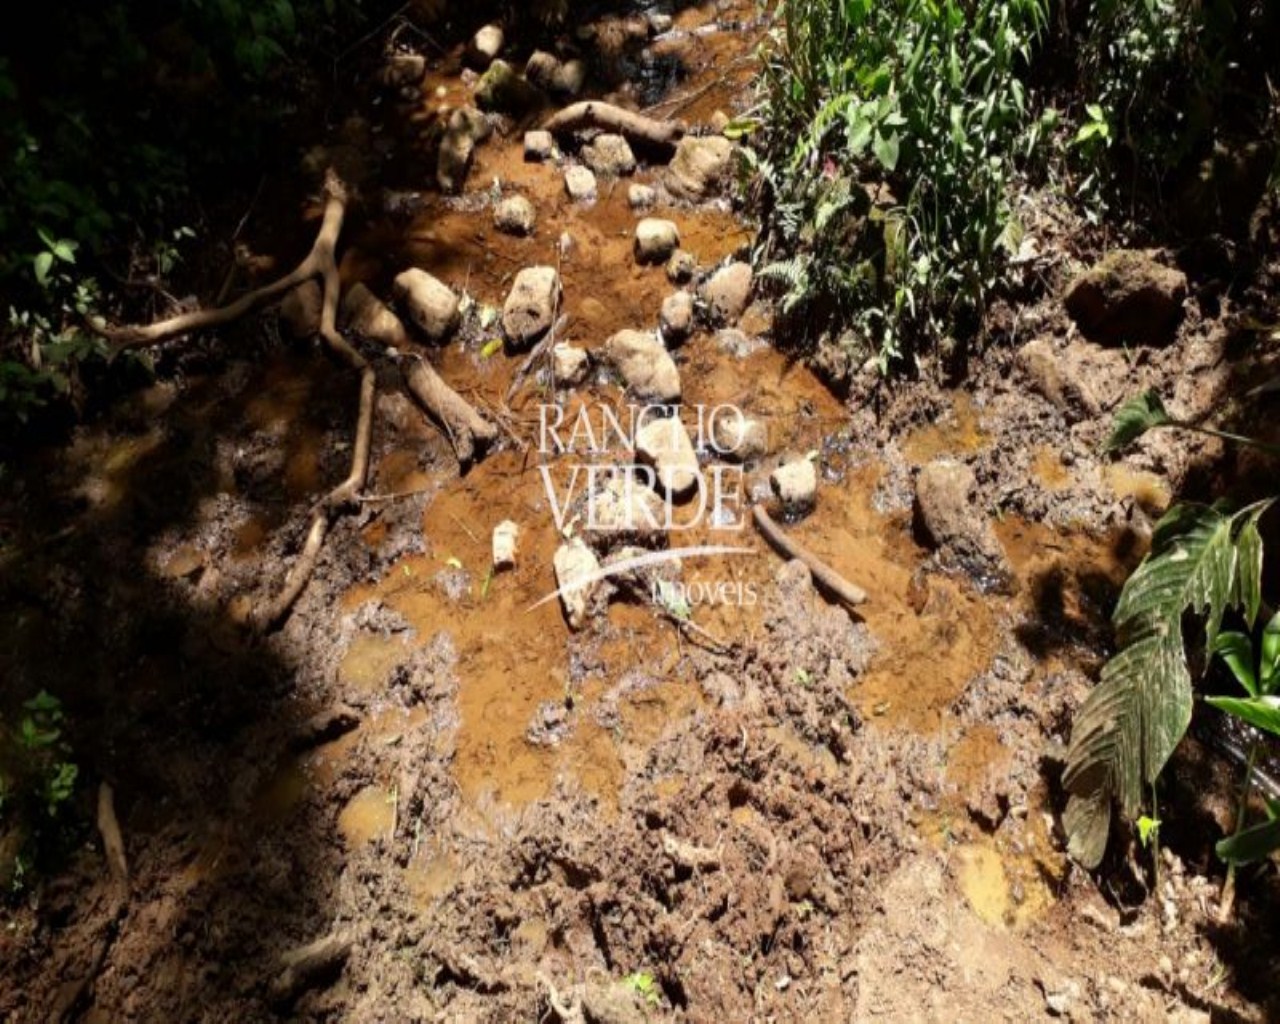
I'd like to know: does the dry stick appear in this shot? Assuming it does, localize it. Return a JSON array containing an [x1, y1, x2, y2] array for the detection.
[[104, 172, 374, 632], [403, 358, 498, 465], [751, 505, 868, 609], [542, 101, 684, 152]]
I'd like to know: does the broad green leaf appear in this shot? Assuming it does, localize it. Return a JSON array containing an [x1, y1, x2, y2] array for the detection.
[[1262, 611, 1280, 692], [1211, 632, 1257, 696], [33, 251, 53, 285], [1216, 817, 1280, 865], [1063, 502, 1270, 868], [872, 131, 900, 172], [1206, 695, 1280, 737], [1104, 390, 1172, 453]]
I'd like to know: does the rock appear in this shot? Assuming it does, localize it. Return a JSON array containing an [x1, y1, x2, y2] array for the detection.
[[770, 458, 817, 512], [582, 473, 667, 548], [648, 11, 674, 33], [524, 130, 555, 162], [341, 283, 408, 348], [698, 261, 753, 324], [635, 414, 699, 499], [492, 520, 519, 570], [564, 165, 598, 203], [634, 218, 680, 264], [553, 539, 601, 630], [468, 24, 504, 68], [700, 671, 741, 707], [394, 269, 461, 341], [708, 109, 730, 134], [1015, 337, 1100, 420], [914, 459, 1008, 580], [582, 133, 637, 177], [603, 329, 681, 403], [553, 343, 590, 386], [712, 412, 767, 461], [494, 194, 536, 236], [1063, 249, 1187, 346], [474, 59, 541, 114], [502, 266, 561, 349], [525, 51, 587, 97], [666, 249, 696, 283], [715, 328, 766, 358], [605, 543, 681, 595], [628, 183, 657, 209], [437, 107, 490, 194], [380, 53, 425, 89], [280, 280, 322, 338], [666, 135, 736, 200], [659, 291, 694, 341]]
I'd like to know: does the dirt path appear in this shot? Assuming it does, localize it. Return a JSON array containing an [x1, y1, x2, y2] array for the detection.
[[2, 2, 1277, 1021]]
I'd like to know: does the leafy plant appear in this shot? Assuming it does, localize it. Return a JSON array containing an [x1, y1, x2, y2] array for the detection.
[[1063, 392, 1275, 867], [622, 970, 661, 1006], [1207, 613, 1280, 865]]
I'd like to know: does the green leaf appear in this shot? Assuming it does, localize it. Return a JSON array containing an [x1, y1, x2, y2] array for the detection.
[[872, 131, 900, 172], [1211, 632, 1257, 697], [1062, 502, 1272, 867], [1216, 817, 1280, 865], [1136, 814, 1161, 847], [33, 251, 53, 285], [1206, 695, 1280, 737], [479, 337, 503, 359], [1261, 611, 1280, 692], [1104, 391, 1172, 454]]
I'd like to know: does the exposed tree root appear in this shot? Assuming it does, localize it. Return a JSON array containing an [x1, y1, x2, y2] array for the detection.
[[752, 505, 868, 609], [542, 101, 683, 152], [102, 172, 375, 632], [96, 783, 129, 891], [403, 357, 498, 466], [269, 930, 354, 1004]]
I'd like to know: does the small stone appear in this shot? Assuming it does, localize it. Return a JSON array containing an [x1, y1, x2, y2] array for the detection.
[[564, 165, 598, 203], [712, 412, 767, 462], [666, 249, 696, 283], [659, 291, 694, 341], [437, 107, 490, 194], [552, 59, 587, 97], [341, 283, 408, 348], [493, 520, 520, 570], [628, 183, 657, 210], [582, 474, 667, 548], [635, 218, 680, 264], [525, 52, 585, 97], [666, 135, 736, 200], [582, 133, 637, 177], [524, 130, 555, 162], [699, 262, 753, 324], [603, 329, 681, 403], [914, 459, 1008, 579], [558, 232, 575, 258], [280, 280, 322, 338], [393, 269, 461, 341], [648, 12, 674, 33], [494, 194, 536, 236], [474, 59, 541, 114], [502, 266, 561, 349], [469, 24, 504, 68], [553, 539, 601, 630], [524, 50, 561, 89], [708, 109, 730, 134], [380, 53, 425, 90], [635, 414, 700, 499], [770, 459, 817, 512], [715, 328, 766, 358], [553, 343, 590, 386]]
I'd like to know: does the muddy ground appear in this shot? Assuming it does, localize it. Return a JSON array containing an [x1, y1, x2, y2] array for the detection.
[[3, 1, 1280, 1021]]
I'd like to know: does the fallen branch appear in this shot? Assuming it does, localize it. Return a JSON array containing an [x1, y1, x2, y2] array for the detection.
[[542, 101, 683, 152], [662, 831, 722, 871], [403, 358, 498, 466], [752, 505, 868, 609], [96, 783, 129, 891], [100, 172, 374, 632]]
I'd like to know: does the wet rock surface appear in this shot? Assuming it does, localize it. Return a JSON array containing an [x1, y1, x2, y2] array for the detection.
[[1063, 249, 1187, 346]]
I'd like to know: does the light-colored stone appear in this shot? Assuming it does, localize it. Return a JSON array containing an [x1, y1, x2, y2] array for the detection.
[[699, 261, 753, 324], [770, 458, 817, 511], [525, 51, 585, 97], [341, 283, 408, 348], [281, 280, 322, 338], [582, 472, 667, 548], [553, 343, 590, 386], [1015, 337, 1100, 420], [469, 24, 504, 68], [628, 183, 657, 210], [666, 249, 696, 283], [553, 539, 601, 630], [492, 520, 520, 570], [524, 130, 555, 162], [635, 414, 699, 499], [474, 59, 541, 114], [494, 194, 536, 236], [502, 266, 561, 349], [635, 218, 680, 264], [583, 134, 636, 177], [393, 269, 461, 341], [659, 291, 694, 341], [666, 135, 736, 200], [603, 329, 681, 403], [712, 412, 767, 461], [564, 165, 598, 203], [648, 11, 674, 33], [436, 107, 490, 194], [914, 459, 1008, 578]]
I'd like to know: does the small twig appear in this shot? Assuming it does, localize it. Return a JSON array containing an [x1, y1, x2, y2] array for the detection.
[[752, 505, 868, 609], [357, 487, 434, 503]]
